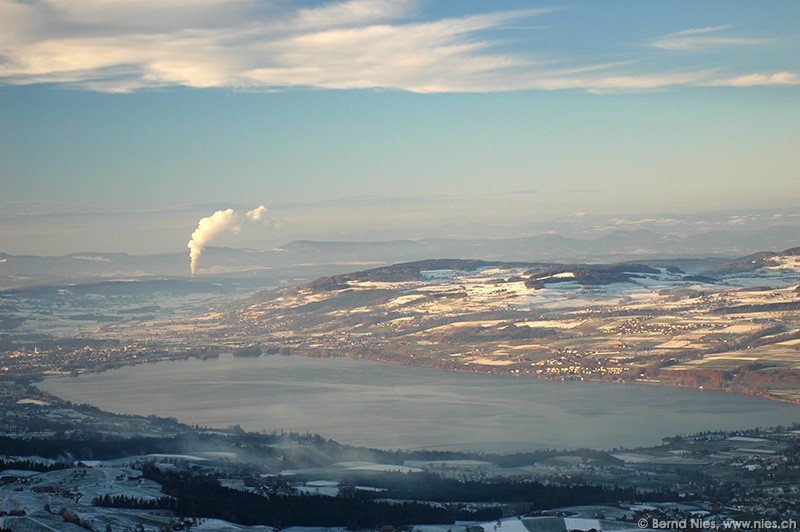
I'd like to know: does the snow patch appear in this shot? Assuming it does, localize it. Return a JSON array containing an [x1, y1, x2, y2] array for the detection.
[[72, 255, 111, 262]]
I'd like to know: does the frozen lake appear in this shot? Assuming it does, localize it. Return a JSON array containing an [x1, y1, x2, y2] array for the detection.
[[40, 354, 800, 452]]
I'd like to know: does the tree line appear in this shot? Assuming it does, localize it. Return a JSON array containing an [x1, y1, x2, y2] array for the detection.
[[136, 464, 501, 528]]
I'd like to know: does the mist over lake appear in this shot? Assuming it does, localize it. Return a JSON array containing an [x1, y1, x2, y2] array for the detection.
[[41, 354, 800, 452]]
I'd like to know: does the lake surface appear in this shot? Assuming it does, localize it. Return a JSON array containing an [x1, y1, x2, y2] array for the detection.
[[40, 355, 800, 452]]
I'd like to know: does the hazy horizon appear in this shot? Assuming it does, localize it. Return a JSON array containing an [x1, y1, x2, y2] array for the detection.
[[1, 205, 800, 257], [2, 1, 799, 256]]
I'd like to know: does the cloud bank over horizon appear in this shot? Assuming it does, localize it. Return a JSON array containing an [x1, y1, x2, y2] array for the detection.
[[1, 0, 798, 93]]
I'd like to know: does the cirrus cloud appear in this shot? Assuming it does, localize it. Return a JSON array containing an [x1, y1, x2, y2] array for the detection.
[[705, 71, 800, 87], [649, 26, 771, 51], [0, 0, 797, 93]]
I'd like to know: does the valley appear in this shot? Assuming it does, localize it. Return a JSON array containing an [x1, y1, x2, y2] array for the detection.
[[3, 249, 800, 403], [3, 247, 800, 529]]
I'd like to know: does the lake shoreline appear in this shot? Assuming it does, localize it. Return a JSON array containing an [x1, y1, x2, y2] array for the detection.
[[38, 348, 800, 408], [38, 352, 800, 453]]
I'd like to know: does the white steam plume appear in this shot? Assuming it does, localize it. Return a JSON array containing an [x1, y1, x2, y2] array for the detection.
[[187, 204, 268, 276], [187, 209, 239, 277], [187, 205, 267, 277], [246, 205, 268, 221]]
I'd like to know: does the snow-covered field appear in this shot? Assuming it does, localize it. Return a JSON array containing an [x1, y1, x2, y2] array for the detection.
[[0, 462, 173, 531]]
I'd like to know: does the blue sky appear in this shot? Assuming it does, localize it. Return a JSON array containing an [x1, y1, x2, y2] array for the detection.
[[1, 0, 799, 255]]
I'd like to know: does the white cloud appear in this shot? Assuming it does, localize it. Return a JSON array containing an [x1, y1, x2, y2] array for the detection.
[[0, 0, 555, 92], [293, 0, 411, 29], [705, 71, 800, 87], [650, 26, 770, 51], [0, 1, 796, 93], [530, 70, 715, 93]]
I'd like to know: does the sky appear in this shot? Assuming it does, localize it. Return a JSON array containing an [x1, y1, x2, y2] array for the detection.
[[1, 0, 799, 255]]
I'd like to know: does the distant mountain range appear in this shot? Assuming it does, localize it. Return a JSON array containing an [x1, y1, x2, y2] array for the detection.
[[1, 226, 798, 289]]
